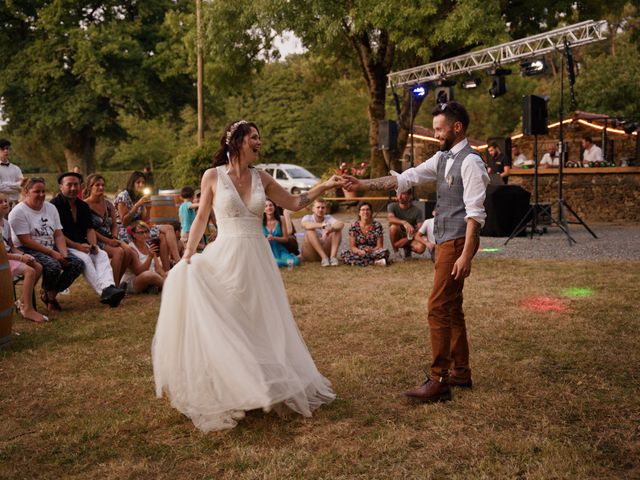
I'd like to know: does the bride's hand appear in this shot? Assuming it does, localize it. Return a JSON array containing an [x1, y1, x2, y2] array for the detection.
[[182, 248, 195, 264], [323, 175, 343, 190]]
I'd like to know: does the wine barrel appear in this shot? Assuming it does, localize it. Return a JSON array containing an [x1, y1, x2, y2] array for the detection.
[[158, 189, 183, 206], [0, 240, 14, 348], [149, 195, 179, 225]]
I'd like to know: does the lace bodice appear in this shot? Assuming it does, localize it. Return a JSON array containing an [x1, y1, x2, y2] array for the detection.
[[214, 166, 266, 236]]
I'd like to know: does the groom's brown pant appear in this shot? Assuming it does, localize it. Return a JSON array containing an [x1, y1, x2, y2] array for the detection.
[[427, 237, 474, 381]]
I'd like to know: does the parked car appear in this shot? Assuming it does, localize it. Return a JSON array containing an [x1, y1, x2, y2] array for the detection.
[[255, 163, 320, 194]]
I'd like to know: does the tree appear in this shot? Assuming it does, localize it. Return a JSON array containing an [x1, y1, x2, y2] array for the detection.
[[259, 0, 506, 177], [0, 0, 194, 173]]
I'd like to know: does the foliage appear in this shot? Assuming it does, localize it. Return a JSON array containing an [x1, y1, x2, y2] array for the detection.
[[0, 0, 195, 171], [574, 32, 640, 120]]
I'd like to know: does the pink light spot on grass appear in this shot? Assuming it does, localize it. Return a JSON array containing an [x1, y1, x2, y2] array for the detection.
[[521, 296, 568, 313]]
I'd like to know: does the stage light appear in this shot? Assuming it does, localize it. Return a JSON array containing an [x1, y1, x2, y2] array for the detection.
[[461, 77, 481, 89], [489, 77, 506, 98], [434, 79, 456, 105], [410, 85, 427, 98], [488, 68, 510, 99], [488, 68, 510, 97], [520, 59, 547, 76]]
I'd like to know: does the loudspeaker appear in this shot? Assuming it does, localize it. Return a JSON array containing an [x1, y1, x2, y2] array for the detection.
[[522, 95, 548, 135], [486, 137, 512, 164], [377, 120, 397, 150]]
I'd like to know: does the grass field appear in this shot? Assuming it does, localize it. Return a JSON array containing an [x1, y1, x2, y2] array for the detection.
[[1, 258, 639, 479]]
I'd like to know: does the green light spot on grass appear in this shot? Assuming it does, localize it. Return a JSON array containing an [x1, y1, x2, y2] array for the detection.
[[563, 287, 594, 298], [481, 248, 502, 252]]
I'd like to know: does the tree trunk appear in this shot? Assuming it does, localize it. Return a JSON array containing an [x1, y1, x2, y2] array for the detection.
[[63, 129, 96, 174], [346, 27, 395, 179], [367, 70, 388, 178]]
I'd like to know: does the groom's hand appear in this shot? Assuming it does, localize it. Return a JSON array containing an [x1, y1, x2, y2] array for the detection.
[[342, 175, 362, 192], [451, 254, 472, 280]]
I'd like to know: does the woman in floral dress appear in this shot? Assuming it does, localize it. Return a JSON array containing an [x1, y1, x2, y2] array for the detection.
[[341, 202, 390, 266]]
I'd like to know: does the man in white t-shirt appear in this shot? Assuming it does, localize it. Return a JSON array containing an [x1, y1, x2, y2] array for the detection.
[[415, 216, 436, 262], [540, 144, 560, 168], [511, 145, 528, 167], [0, 139, 24, 207], [581, 136, 603, 166], [300, 198, 344, 266]]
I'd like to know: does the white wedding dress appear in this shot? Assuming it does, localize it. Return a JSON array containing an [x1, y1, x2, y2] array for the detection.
[[152, 165, 335, 432]]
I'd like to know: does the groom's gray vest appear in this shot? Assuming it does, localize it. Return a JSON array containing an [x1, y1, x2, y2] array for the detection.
[[434, 143, 482, 244]]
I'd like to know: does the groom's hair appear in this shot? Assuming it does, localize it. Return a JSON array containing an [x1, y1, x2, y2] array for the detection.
[[432, 101, 470, 131]]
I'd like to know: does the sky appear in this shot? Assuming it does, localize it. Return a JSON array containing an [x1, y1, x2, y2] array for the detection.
[[274, 31, 306, 59]]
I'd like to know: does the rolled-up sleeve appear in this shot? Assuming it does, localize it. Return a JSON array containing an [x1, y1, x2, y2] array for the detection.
[[461, 154, 490, 227], [392, 154, 439, 193]]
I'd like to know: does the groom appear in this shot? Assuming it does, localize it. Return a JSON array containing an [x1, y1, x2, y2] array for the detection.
[[342, 101, 489, 403]]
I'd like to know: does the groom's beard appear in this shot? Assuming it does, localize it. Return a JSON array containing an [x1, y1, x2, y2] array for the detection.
[[439, 132, 456, 151]]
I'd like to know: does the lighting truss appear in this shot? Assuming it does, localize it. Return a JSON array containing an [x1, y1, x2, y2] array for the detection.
[[387, 20, 607, 87]]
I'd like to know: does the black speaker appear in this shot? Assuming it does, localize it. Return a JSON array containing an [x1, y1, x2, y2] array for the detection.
[[377, 120, 397, 150], [522, 95, 548, 135], [486, 137, 512, 164]]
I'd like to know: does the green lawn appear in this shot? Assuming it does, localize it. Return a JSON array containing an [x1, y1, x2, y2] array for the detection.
[[1, 258, 638, 479]]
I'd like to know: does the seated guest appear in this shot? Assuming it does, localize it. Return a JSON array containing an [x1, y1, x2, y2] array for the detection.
[[114, 171, 181, 268], [341, 202, 389, 266], [263, 199, 300, 268], [1, 192, 47, 322], [281, 208, 300, 255], [387, 190, 426, 258], [301, 198, 344, 267], [191, 188, 217, 249], [51, 172, 125, 307], [0, 138, 23, 209], [84, 174, 132, 286], [540, 144, 560, 168], [120, 221, 166, 294], [511, 145, 528, 167], [415, 216, 436, 262], [581, 135, 603, 166], [8, 177, 84, 312]]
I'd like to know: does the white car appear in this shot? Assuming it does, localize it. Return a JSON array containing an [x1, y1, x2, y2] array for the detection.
[[255, 163, 320, 194]]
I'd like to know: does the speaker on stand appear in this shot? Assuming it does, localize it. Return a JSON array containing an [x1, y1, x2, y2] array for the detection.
[[505, 95, 549, 244]]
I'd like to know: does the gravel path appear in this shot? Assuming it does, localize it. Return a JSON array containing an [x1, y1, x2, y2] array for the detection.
[[292, 213, 640, 261]]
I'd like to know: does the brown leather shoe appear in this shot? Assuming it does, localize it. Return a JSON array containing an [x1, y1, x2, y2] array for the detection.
[[448, 374, 473, 388], [404, 378, 452, 403]]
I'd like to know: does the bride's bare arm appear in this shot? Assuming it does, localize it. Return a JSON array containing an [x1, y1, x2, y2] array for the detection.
[[260, 171, 342, 212], [183, 169, 217, 262]]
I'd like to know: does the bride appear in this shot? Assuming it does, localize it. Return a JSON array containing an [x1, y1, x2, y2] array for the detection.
[[152, 120, 339, 432]]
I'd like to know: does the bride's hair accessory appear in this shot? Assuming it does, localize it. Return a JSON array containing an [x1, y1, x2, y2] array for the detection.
[[225, 120, 248, 146]]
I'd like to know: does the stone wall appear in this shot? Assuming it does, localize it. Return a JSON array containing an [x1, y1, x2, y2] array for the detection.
[[509, 168, 640, 223]]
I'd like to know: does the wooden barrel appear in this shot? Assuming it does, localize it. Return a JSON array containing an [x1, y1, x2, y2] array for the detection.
[[158, 189, 183, 206], [149, 195, 179, 225], [0, 240, 14, 348]]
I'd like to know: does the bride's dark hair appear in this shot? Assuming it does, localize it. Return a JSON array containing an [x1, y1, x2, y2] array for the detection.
[[212, 120, 260, 167]]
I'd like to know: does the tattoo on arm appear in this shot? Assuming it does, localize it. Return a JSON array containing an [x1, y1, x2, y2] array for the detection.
[[298, 193, 310, 208], [362, 176, 397, 191]]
